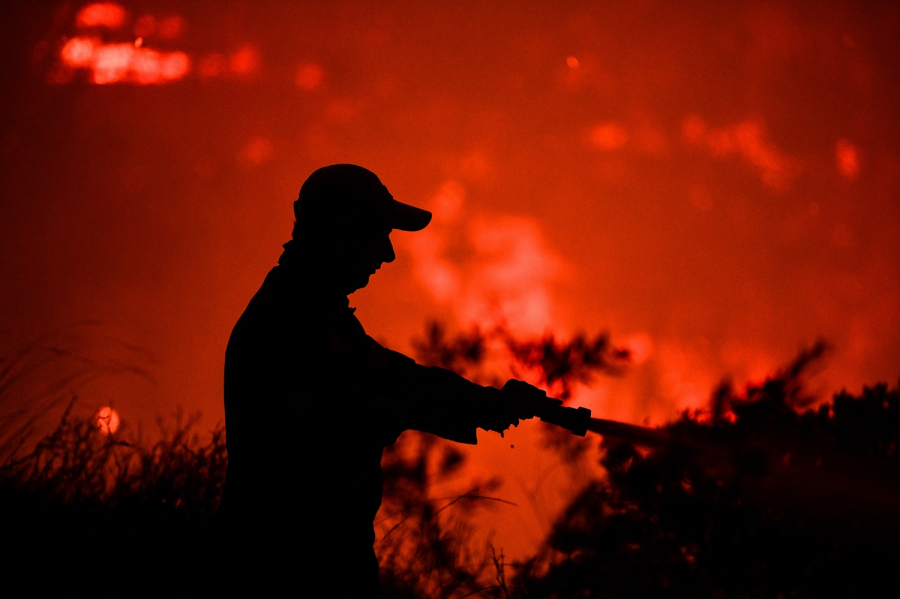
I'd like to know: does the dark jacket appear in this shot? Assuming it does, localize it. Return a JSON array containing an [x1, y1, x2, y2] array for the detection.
[[222, 264, 499, 594]]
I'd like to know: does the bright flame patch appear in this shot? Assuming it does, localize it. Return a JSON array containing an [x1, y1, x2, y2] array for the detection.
[[94, 406, 120, 435]]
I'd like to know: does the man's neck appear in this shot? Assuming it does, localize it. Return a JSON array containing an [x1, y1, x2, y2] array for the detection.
[[277, 240, 352, 304]]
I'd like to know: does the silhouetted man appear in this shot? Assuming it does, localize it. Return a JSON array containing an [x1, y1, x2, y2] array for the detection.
[[222, 165, 546, 596]]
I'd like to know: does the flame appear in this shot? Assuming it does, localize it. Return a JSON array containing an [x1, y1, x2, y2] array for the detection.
[[60, 37, 190, 84], [60, 37, 98, 67], [94, 407, 120, 435], [76, 3, 126, 29]]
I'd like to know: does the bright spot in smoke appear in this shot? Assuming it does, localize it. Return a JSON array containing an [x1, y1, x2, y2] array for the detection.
[[229, 46, 260, 76], [468, 215, 563, 334], [409, 181, 564, 335], [623, 333, 653, 365], [76, 3, 126, 29], [682, 115, 793, 190], [835, 139, 860, 181], [566, 56, 579, 68], [60, 37, 98, 67], [589, 123, 629, 150], [94, 407, 120, 435], [296, 63, 324, 90], [60, 36, 189, 84], [409, 182, 464, 301], [93, 43, 133, 83]]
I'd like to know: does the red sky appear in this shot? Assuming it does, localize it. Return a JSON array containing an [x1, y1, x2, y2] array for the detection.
[[1, 0, 899, 558]]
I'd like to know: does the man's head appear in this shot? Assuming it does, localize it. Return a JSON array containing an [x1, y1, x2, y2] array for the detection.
[[290, 164, 432, 294]]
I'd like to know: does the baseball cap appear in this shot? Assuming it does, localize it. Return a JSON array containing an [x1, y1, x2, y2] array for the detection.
[[294, 164, 432, 232]]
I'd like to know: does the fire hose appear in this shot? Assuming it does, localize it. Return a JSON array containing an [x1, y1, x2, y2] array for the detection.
[[535, 403, 671, 448]]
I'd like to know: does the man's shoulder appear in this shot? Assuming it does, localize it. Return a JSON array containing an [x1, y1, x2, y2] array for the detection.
[[227, 266, 351, 352]]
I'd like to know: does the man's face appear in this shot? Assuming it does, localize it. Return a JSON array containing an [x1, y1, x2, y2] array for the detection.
[[334, 223, 395, 294]]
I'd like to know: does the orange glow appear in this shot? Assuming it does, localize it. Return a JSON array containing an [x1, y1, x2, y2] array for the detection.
[[159, 52, 190, 81], [229, 46, 260, 76], [76, 3, 126, 29], [835, 139, 860, 181], [60, 39, 190, 84], [10, 0, 900, 570], [60, 37, 98, 67], [58, 8, 190, 84], [296, 63, 324, 90], [92, 43, 133, 83], [589, 123, 629, 150], [623, 333, 653, 365], [240, 137, 274, 166], [94, 407, 120, 435], [683, 116, 793, 190], [407, 182, 565, 336]]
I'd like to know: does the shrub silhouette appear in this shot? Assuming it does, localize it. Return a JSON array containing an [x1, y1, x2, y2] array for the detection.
[[513, 346, 900, 598], [1, 327, 897, 598]]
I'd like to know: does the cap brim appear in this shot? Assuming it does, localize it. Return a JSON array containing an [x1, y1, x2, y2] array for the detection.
[[388, 199, 432, 231]]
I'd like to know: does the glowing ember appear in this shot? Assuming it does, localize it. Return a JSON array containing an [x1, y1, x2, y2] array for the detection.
[[76, 3, 126, 29], [94, 407, 120, 435]]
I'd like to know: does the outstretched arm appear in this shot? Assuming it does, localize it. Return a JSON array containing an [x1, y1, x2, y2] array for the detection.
[[365, 337, 554, 444]]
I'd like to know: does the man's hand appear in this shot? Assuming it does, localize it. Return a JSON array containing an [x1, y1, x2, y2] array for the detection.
[[500, 379, 562, 420], [479, 379, 566, 436]]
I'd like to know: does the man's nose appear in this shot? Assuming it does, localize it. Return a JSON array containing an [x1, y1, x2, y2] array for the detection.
[[382, 237, 396, 263]]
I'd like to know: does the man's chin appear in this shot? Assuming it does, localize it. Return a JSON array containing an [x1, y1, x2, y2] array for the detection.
[[347, 273, 372, 294]]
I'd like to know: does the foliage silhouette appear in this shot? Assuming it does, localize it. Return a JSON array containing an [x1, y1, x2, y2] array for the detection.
[[513, 345, 900, 598], [1, 329, 897, 598]]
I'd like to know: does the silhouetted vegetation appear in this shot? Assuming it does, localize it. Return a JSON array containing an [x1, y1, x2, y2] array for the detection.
[[0, 327, 898, 597], [512, 347, 900, 598]]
